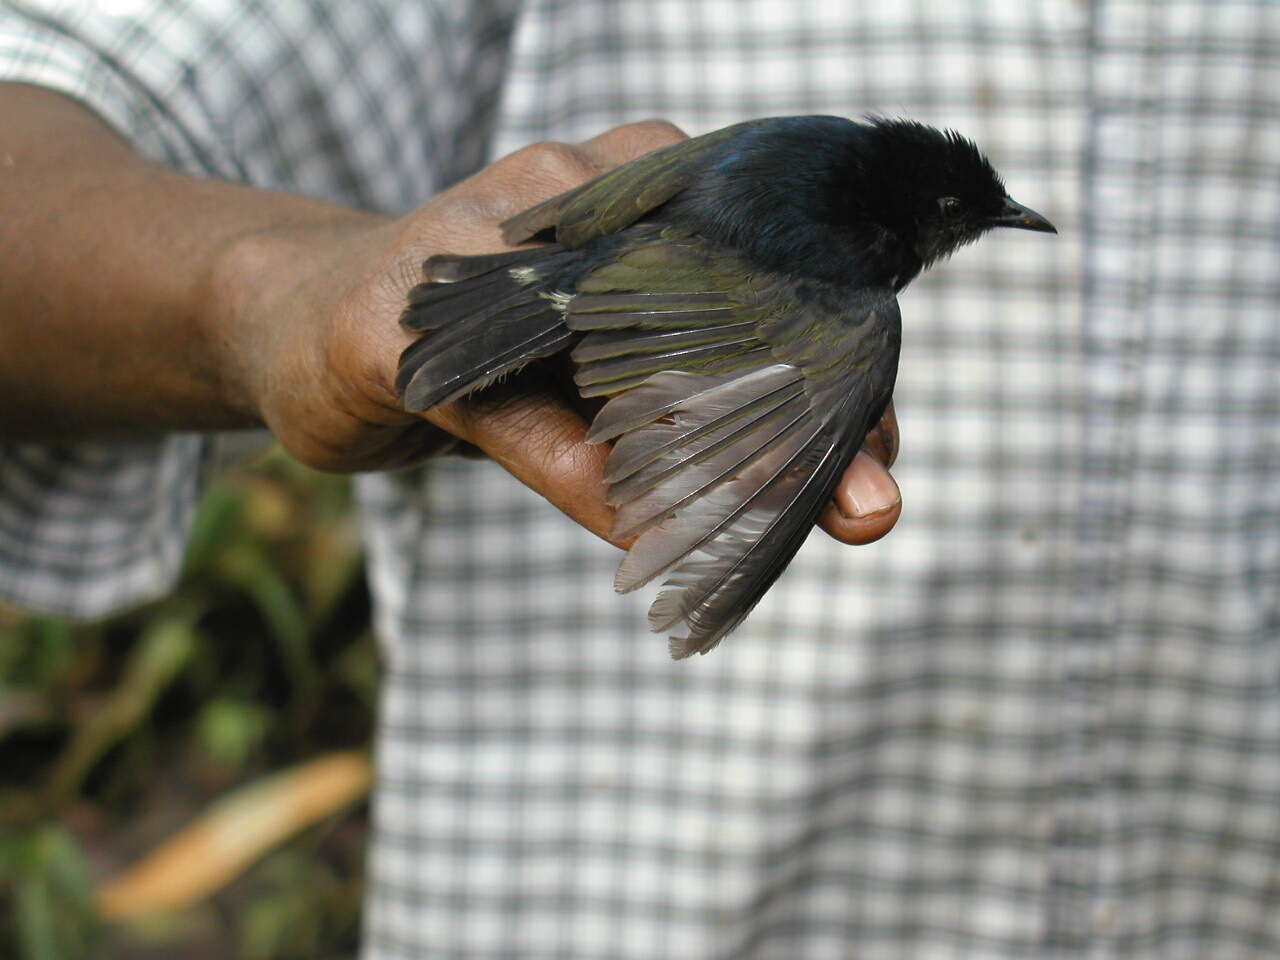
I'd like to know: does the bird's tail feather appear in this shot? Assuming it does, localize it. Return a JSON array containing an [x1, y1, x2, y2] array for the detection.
[[397, 247, 570, 411]]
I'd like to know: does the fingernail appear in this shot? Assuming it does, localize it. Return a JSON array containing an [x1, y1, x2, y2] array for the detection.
[[836, 450, 901, 519]]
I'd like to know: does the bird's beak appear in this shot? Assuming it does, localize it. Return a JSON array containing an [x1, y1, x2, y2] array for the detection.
[[990, 198, 1057, 233]]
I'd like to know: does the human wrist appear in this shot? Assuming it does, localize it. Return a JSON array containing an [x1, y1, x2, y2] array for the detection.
[[202, 209, 389, 429]]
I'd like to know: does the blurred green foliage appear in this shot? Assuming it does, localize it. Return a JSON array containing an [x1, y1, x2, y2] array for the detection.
[[0, 450, 377, 959]]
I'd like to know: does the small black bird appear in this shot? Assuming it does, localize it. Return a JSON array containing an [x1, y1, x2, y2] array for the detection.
[[397, 116, 1055, 657]]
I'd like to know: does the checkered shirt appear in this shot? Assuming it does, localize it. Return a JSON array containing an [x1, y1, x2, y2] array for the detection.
[[3, 1, 1280, 957]]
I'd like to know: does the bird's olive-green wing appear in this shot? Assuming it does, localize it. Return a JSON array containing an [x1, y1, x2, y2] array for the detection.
[[500, 120, 762, 248], [567, 237, 902, 657]]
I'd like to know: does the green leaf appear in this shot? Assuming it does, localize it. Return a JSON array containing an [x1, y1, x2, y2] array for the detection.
[[47, 609, 202, 800], [196, 698, 271, 770], [6, 824, 96, 960]]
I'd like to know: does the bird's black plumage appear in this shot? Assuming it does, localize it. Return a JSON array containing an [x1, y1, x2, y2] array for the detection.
[[396, 115, 1055, 657]]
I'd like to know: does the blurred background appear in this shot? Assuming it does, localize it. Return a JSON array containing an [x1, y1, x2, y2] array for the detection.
[[0, 451, 376, 959]]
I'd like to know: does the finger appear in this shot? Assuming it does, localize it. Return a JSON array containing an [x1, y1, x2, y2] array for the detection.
[[432, 377, 619, 545], [443, 140, 603, 232], [818, 449, 902, 545], [413, 122, 690, 259], [861, 401, 899, 468], [576, 119, 689, 170]]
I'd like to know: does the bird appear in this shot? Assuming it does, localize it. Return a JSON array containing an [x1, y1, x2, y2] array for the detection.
[[396, 115, 1055, 658]]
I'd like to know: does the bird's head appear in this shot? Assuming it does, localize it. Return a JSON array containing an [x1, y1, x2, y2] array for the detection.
[[671, 115, 1055, 288], [859, 118, 1056, 267]]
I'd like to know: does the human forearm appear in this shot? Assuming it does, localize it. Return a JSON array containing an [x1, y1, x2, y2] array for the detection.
[[0, 82, 385, 438]]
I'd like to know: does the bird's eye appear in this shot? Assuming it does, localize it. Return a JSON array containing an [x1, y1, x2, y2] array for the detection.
[[938, 196, 962, 218]]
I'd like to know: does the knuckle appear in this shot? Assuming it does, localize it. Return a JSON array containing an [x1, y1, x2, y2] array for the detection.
[[408, 193, 513, 253], [514, 140, 594, 179], [627, 118, 688, 143]]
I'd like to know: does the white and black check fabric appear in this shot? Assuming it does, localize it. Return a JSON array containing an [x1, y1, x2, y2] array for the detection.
[[3, 1, 1280, 957]]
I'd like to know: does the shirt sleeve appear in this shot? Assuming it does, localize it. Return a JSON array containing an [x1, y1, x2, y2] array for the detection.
[[0, 0, 511, 618]]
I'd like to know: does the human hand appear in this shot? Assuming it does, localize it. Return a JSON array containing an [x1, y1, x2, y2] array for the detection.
[[214, 121, 902, 547]]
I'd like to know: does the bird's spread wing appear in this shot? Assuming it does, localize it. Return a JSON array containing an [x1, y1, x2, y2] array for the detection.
[[569, 237, 902, 657], [500, 121, 762, 248]]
